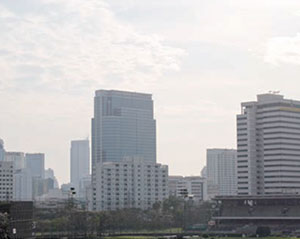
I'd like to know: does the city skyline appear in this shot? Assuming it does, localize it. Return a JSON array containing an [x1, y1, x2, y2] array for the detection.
[[2, 0, 300, 184]]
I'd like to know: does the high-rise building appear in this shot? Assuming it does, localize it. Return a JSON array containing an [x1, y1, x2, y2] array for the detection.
[[5, 152, 25, 171], [206, 149, 237, 199], [97, 157, 168, 211], [92, 90, 157, 210], [45, 168, 59, 188], [237, 93, 300, 195], [70, 139, 90, 192], [168, 176, 207, 202], [0, 161, 14, 201], [32, 178, 54, 199], [78, 175, 91, 200], [0, 139, 5, 161], [14, 168, 32, 201], [25, 153, 45, 179]]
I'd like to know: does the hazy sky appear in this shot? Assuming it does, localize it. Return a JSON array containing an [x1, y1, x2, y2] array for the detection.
[[1, 0, 300, 184]]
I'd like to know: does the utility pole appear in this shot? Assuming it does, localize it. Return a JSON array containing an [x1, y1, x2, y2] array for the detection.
[[68, 187, 76, 238]]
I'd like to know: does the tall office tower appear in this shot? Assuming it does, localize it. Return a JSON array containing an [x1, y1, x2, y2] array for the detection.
[[70, 139, 90, 191], [206, 149, 237, 199], [5, 152, 25, 171], [25, 153, 45, 179], [237, 93, 300, 195], [0, 139, 5, 161], [0, 161, 14, 201], [92, 90, 156, 210], [168, 176, 207, 202], [14, 168, 32, 201], [97, 157, 168, 211]]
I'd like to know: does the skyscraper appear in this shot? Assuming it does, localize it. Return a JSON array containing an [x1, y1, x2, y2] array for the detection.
[[237, 93, 300, 195], [25, 153, 45, 179], [92, 90, 157, 210], [206, 149, 237, 199], [70, 139, 90, 191]]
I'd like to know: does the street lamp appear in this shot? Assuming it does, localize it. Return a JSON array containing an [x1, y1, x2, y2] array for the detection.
[[178, 189, 194, 231]]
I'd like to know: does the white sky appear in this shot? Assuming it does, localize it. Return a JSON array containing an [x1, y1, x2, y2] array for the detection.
[[1, 0, 300, 184]]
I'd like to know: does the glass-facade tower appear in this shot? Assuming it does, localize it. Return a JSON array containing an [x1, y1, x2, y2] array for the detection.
[[91, 90, 156, 210]]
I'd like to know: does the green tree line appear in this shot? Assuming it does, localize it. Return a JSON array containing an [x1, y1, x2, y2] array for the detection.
[[34, 196, 213, 236]]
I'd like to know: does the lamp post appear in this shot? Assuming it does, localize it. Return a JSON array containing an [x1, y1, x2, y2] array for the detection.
[[68, 187, 76, 238], [179, 189, 194, 231]]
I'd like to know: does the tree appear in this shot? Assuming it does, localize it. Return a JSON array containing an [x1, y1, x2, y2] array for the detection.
[[0, 212, 10, 239]]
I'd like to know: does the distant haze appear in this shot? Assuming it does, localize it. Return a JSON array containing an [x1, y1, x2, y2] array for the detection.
[[1, 0, 300, 184]]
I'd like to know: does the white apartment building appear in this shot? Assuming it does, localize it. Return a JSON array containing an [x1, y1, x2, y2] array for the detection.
[[0, 161, 14, 201], [237, 93, 300, 195], [95, 157, 168, 211], [206, 149, 237, 199], [168, 176, 207, 202], [14, 168, 32, 201]]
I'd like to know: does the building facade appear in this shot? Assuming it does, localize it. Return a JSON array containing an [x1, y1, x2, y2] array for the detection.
[[70, 139, 90, 192], [32, 178, 54, 199], [237, 93, 300, 195], [45, 168, 59, 188], [5, 152, 25, 171], [168, 176, 207, 202], [0, 161, 14, 201], [96, 158, 168, 211], [78, 175, 91, 200], [25, 153, 45, 179], [206, 149, 237, 199], [92, 90, 157, 210], [14, 168, 32, 201]]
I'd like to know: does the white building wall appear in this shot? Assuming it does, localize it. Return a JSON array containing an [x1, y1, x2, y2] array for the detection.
[[206, 149, 237, 199], [0, 161, 14, 201], [95, 158, 168, 211], [70, 140, 90, 192], [237, 93, 300, 195], [14, 168, 32, 201], [168, 176, 207, 202]]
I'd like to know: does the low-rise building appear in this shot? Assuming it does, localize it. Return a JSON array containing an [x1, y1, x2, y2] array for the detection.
[[168, 176, 207, 202]]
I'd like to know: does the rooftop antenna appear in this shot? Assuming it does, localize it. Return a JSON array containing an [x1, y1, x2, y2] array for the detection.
[[268, 90, 280, 95]]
